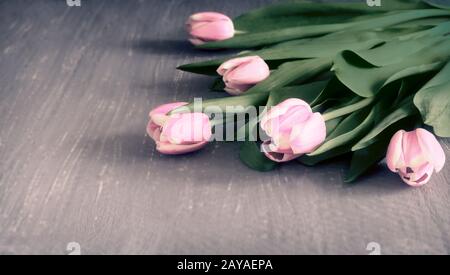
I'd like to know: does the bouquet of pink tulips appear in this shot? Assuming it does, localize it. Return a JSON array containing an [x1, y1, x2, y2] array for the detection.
[[148, 0, 450, 186]]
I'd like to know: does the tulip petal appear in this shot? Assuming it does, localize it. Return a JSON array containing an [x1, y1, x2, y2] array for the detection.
[[156, 140, 209, 155], [411, 162, 434, 182], [402, 131, 426, 168], [270, 133, 292, 152], [261, 140, 299, 163], [163, 113, 212, 144], [386, 130, 406, 172], [267, 106, 312, 152], [217, 56, 256, 76], [147, 121, 162, 141], [224, 82, 252, 95], [401, 173, 432, 187], [190, 21, 234, 41], [415, 128, 446, 172], [187, 12, 234, 46], [189, 38, 205, 46], [264, 106, 304, 137], [399, 162, 434, 187], [223, 57, 270, 85], [261, 98, 311, 132], [149, 102, 188, 126], [188, 12, 231, 23], [264, 151, 300, 163], [290, 113, 326, 155]]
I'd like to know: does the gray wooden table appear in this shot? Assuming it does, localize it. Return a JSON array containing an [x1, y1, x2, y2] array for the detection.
[[0, 0, 449, 255]]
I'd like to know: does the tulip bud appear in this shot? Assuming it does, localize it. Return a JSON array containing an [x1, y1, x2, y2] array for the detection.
[[187, 12, 234, 46], [386, 128, 446, 187], [147, 102, 212, 155], [217, 56, 270, 96], [260, 98, 327, 162]]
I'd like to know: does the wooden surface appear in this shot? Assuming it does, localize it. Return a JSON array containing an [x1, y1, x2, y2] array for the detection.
[[0, 0, 449, 255]]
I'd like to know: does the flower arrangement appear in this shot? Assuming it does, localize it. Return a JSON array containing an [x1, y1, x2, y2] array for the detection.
[[148, 0, 449, 186]]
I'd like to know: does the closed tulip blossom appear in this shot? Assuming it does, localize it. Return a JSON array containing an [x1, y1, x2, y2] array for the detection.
[[217, 56, 270, 95], [147, 102, 212, 155], [260, 98, 327, 162], [187, 12, 235, 46], [386, 128, 446, 187]]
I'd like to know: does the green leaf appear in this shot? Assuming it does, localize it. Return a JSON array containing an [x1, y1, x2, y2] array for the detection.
[[414, 61, 450, 137], [233, 0, 432, 33], [178, 57, 298, 76], [239, 141, 278, 172], [352, 96, 418, 151], [393, 17, 450, 28], [344, 138, 388, 183], [178, 29, 402, 75], [341, 22, 450, 68], [424, 0, 450, 10], [322, 97, 376, 122], [345, 115, 420, 182], [309, 106, 375, 156], [200, 22, 347, 49], [310, 77, 354, 106], [297, 116, 351, 166], [394, 79, 414, 106], [333, 39, 450, 97], [266, 80, 329, 107], [298, 145, 351, 166], [210, 77, 226, 92], [266, 26, 441, 61], [246, 58, 332, 95], [199, 9, 450, 49], [177, 23, 442, 76], [325, 117, 345, 136]]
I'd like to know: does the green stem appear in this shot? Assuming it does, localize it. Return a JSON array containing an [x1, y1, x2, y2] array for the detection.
[[234, 30, 247, 35], [322, 97, 375, 121], [170, 91, 269, 115]]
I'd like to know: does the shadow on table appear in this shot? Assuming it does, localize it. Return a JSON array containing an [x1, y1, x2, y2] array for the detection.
[[128, 39, 227, 56], [80, 131, 210, 164], [281, 160, 410, 195], [80, 131, 411, 193], [80, 132, 152, 163], [342, 165, 409, 192], [131, 74, 223, 100]]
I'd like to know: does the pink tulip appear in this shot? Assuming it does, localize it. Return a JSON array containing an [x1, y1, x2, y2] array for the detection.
[[260, 98, 326, 162], [187, 12, 235, 46], [147, 102, 212, 155], [217, 56, 270, 95], [386, 128, 446, 187]]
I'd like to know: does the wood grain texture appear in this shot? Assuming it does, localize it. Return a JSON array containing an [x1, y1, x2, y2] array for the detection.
[[0, 0, 449, 255]]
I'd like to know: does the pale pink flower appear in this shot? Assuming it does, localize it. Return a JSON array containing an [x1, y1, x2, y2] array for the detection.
[[386, 128, 446, 187], [217, 56, 270, 95], [187, 12, 234, 46], [147, 102, 212, 155], [260, 98, 326, 162]]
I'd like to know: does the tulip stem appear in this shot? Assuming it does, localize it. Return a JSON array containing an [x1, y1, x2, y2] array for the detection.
[[234, 30, 247, 35], [322, 97, 376, 122]]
